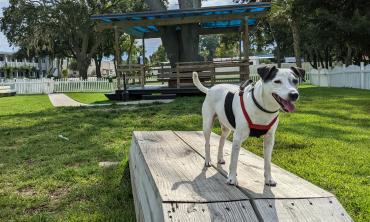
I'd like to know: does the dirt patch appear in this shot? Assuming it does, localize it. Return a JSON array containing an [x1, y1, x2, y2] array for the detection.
[[25, 204, 48, 215], [49, 187, 70, 201], [17, 186, 37, 196]]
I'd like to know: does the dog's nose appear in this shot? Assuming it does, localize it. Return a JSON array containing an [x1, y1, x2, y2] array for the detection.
[[289, 92, 299, 101]]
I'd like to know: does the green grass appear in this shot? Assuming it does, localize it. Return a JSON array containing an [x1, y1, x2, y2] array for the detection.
[[0, 86, 369, 221], [65, 92, 110, 104]]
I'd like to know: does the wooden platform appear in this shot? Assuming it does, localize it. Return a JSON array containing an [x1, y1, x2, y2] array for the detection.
[[129, 131, 352, 222]]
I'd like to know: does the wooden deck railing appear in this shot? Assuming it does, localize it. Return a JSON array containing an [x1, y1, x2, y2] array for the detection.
[[118, 60, 251, 88]]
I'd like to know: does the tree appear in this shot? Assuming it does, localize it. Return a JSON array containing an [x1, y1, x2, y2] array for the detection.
[[200, 35, 220, 61], [1, 0, 143, 79], [150, 45, 168, 66], [269, 0, 304, 67]]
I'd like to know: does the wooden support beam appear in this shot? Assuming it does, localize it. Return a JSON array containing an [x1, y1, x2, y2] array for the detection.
[[241, 17, 250, 82], [114, 26, 123, 90], [96, 12, 265, 30]]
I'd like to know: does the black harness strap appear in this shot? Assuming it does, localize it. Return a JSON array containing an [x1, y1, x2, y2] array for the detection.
[[250, 88, 279, 114], [224, 92, 236, 129]]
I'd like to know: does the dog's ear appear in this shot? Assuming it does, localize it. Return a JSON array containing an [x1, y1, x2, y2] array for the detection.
[[257, 66, 278, 82], [290, 67, 306, 82]]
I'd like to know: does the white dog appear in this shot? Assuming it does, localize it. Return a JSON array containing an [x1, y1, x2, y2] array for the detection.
[[193, 66, 305, 186]]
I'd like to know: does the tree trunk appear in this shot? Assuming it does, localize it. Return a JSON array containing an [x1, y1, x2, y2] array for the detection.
[[290, 21, 302, 68], [178, 0, 200, 62], [345, 43, 352, 66], [145, 0, 201, 67], [324, 47, 330, 69], [94, 55, 102, 78], [276, 42, 282, 68], [77, 55, 90, 79]]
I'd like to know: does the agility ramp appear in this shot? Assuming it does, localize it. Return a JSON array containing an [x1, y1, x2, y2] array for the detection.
[[129, 131, 352, 222]]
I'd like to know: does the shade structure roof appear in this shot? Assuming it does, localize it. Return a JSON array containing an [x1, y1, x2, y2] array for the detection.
[[91, 2, 271, 38]]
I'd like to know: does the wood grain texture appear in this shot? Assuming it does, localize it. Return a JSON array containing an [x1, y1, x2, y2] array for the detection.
[[130, 137, 165, 222], [130, 131, 352, 222], [174, 131, 333, 199], [254, 197, 353, 222], [132, 131, 249, 203], [163, 201, 258, 222]]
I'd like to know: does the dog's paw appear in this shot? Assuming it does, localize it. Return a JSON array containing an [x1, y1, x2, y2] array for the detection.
[[226, 176, 238, 186], [204, 161, 212, 167], [265, 179, 277, 187], [217, 159, 225, 165]]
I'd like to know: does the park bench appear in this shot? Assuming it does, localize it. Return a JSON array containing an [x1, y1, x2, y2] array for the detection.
[[129, 131, 352, 222], [0, 85, 16, 97]]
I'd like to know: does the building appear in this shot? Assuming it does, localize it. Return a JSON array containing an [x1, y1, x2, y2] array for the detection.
[[0, 51, 65, 79]]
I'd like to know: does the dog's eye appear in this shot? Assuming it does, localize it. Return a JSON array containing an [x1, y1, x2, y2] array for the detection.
[[292, 79, 298, 84], [274, 80, 282, 84]]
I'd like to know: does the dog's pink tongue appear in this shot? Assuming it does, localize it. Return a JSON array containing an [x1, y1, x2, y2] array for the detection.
[[282, 100, 295, 112]]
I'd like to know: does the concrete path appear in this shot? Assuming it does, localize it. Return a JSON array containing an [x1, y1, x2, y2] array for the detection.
[[48, 93, 86, 107], [87, 99, 174, 107], [48, 93, 174, 107]]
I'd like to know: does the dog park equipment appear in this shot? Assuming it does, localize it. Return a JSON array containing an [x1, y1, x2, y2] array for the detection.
[[0, 85, 16, 97], [129, 131, 352, 222]]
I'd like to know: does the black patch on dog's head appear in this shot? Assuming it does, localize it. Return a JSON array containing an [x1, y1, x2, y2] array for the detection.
[[290, 67, 306, 82], [257, 66, 278, 82]]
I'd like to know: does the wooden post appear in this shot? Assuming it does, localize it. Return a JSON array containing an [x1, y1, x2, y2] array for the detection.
[[176, 64, 180, 89], [114, 26, 123, 90], [142, 35, 146, 65], [241, 17, 250, 81], [141, 65, 145, 88], [211, 64, 216, 86], [141, 35, 146, 88]]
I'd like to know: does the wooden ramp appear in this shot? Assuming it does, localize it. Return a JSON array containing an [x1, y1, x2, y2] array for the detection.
[[129, 131, 352, 222]]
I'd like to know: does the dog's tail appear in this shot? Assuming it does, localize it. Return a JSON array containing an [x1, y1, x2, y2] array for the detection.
[[192, 72, 208, 94]]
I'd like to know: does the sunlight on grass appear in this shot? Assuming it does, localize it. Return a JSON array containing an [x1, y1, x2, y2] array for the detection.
[[0, 86, 369, 221], [65, 93, 110, 104]]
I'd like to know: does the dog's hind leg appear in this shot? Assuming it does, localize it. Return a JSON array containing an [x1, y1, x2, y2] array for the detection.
[[217, 124, 230, 165], [202, 102, 216, 167]]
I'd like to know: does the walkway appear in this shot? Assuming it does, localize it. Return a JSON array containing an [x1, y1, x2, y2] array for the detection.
[[48, 93, 174, 107], [48, 93, 86, 107]]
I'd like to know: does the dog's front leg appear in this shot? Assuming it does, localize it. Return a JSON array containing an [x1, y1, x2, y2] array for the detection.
[[264, 132, 277, 186], [227, 131, 247, 185]]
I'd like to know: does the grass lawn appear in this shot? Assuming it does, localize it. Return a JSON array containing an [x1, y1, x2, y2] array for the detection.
[[0, 86, 369, 221], [65, 92, 110, 104]]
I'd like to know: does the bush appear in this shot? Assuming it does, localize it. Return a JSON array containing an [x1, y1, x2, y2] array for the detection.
[[62, 69, 68, 78]]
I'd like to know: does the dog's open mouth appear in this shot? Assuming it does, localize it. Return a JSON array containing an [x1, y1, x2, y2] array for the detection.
[[272, 93, 295, 112]]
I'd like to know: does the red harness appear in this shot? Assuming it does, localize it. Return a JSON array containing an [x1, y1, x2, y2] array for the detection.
[[239, 91, 278, 134]]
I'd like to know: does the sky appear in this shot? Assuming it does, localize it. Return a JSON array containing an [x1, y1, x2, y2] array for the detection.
[[0, 0, 236, 55]]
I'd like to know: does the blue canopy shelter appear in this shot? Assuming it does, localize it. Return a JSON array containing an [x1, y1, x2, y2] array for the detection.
[[91, 2, 270, 99], [92, 3, 270, 39]]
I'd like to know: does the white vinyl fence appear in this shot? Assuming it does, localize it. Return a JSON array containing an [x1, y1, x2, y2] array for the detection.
[[54, 78, 115, 93], [0, 78, 116, 94], [309, 63, 370, 90]]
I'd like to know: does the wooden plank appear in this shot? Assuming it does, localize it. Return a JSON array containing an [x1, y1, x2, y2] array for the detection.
[[132, 131, 249, 203], [254, 197, 353, 222], [174, 131, 333, 199], [163, 201, 258, 222], [130, 137, 165, 222]]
